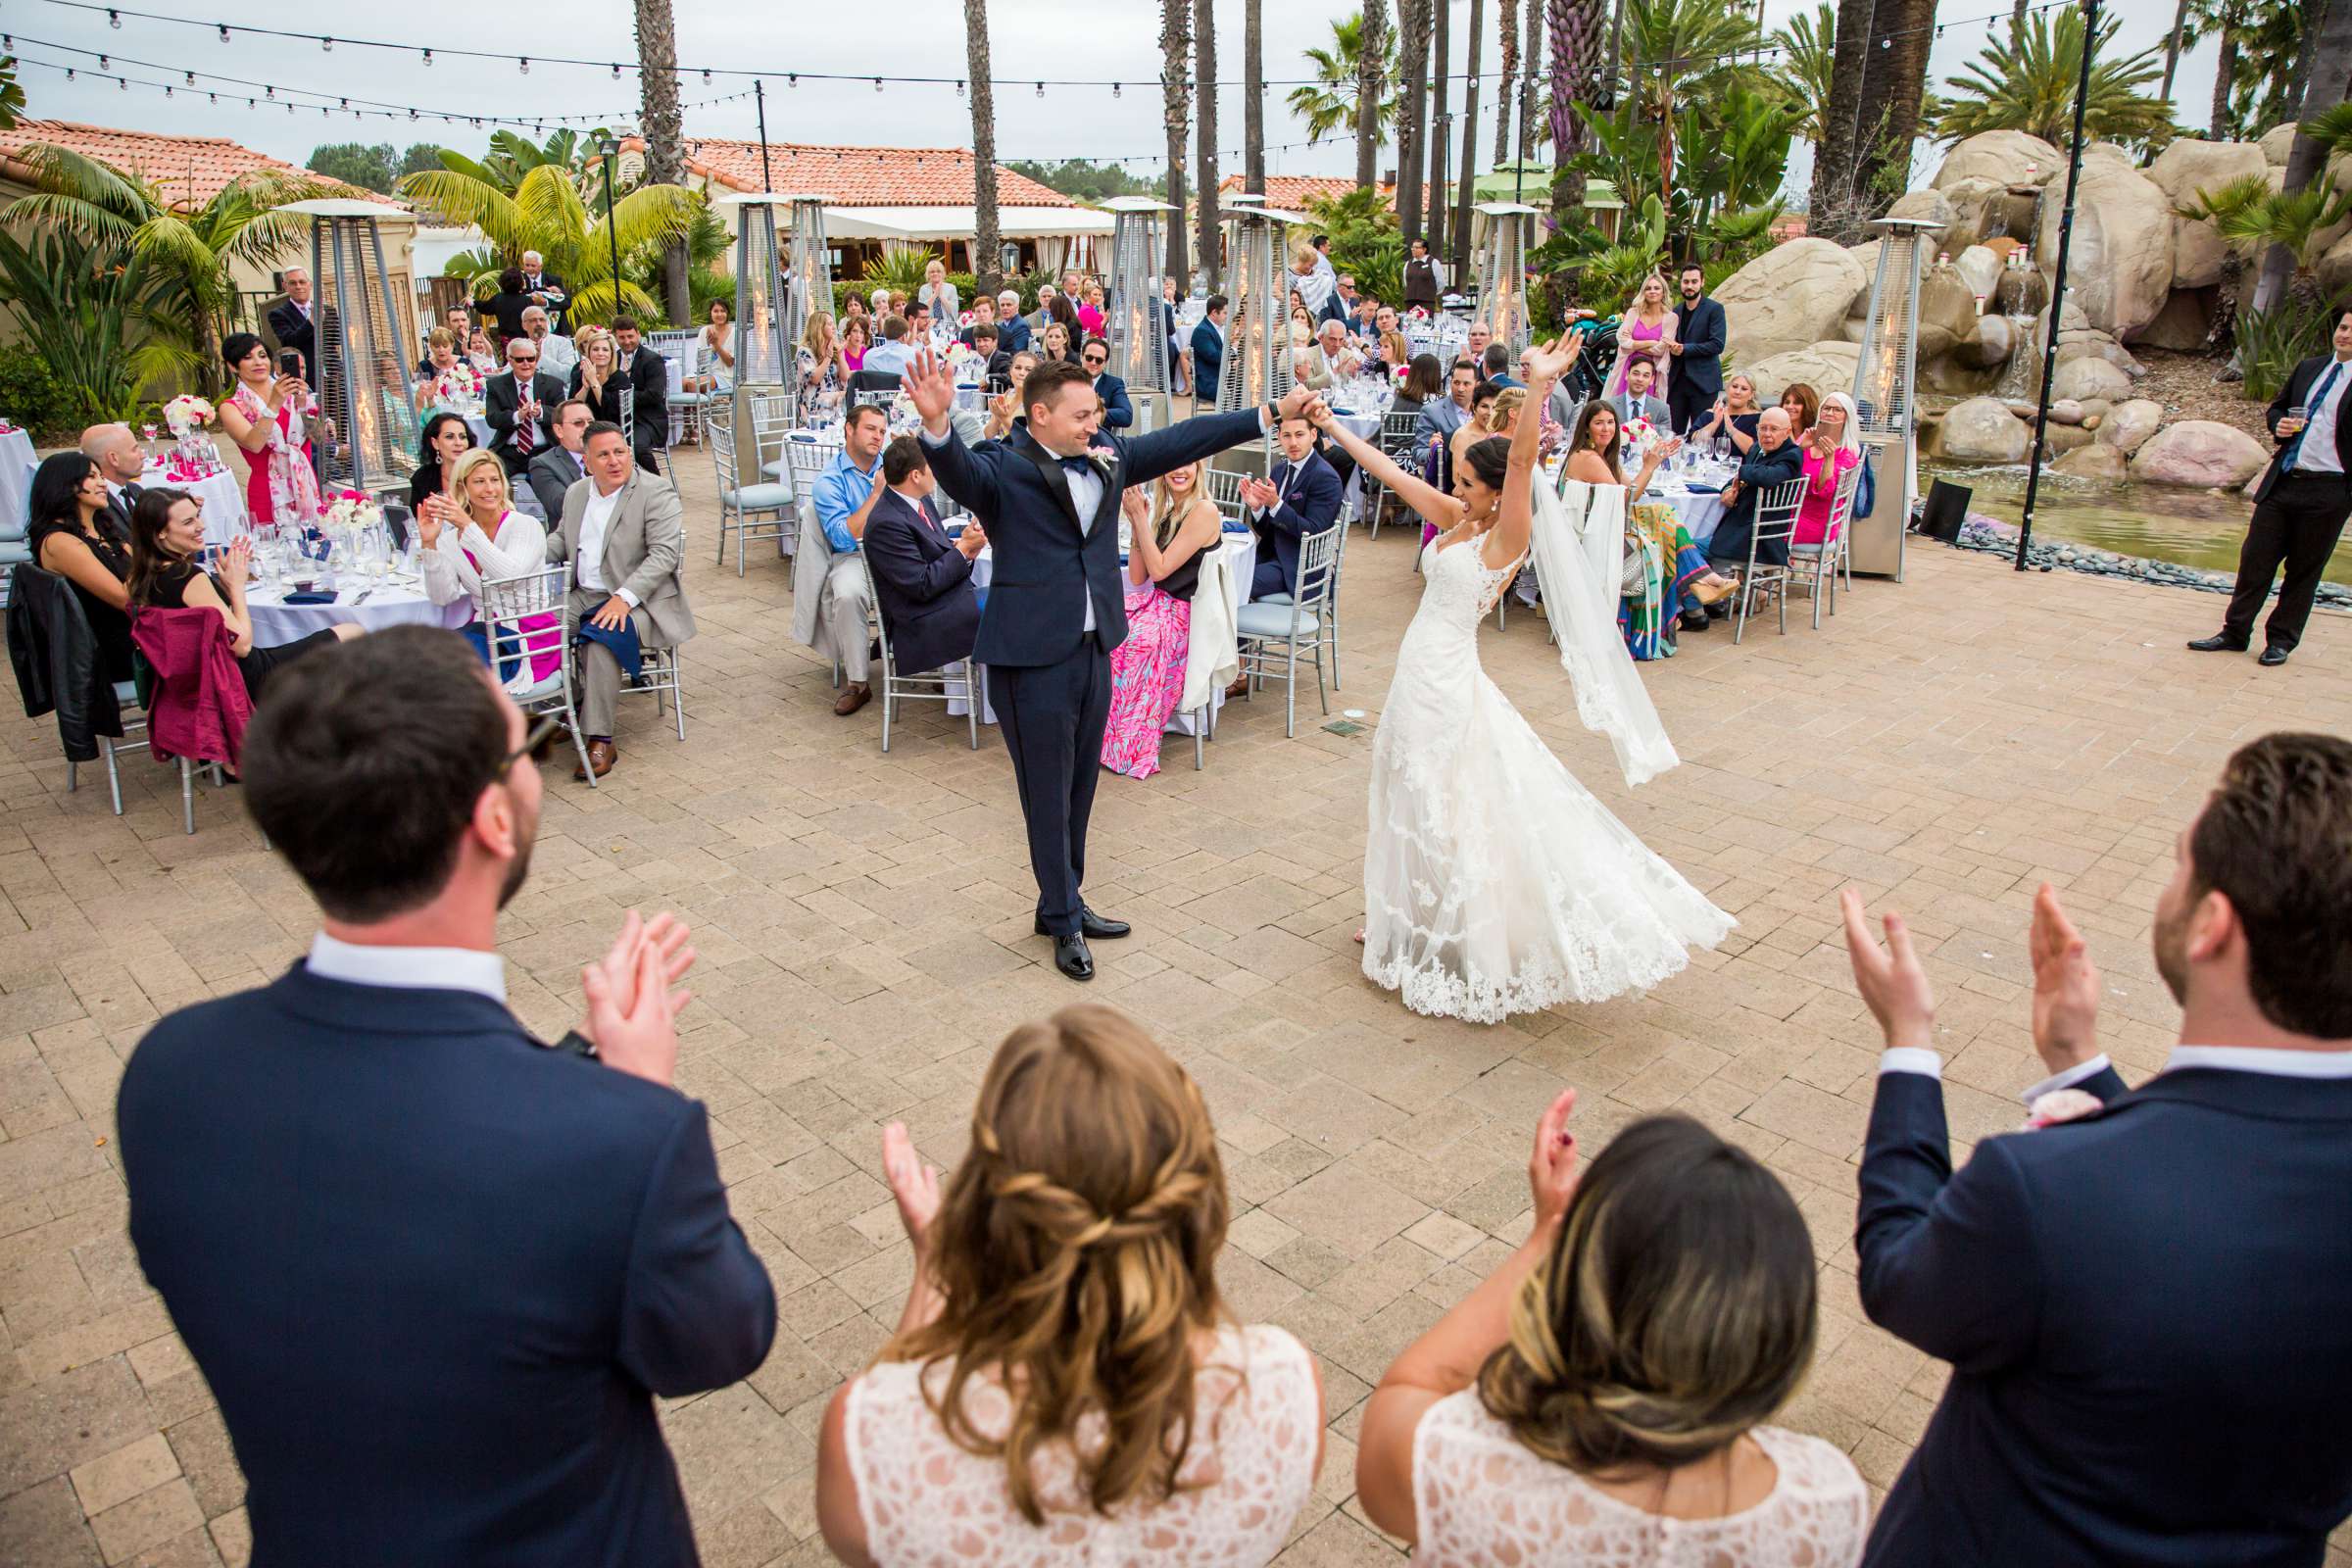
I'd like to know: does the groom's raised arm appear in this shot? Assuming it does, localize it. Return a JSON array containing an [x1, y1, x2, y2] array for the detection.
[[1118, 405, 1273, 488]]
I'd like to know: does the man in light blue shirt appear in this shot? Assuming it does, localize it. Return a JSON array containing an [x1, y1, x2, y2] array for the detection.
[[808, 404, 888, 715], [860, 317, 916, 382]]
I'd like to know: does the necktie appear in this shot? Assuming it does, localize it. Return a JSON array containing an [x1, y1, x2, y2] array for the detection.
[[514, 379, 536, 457], [2283, 362, 2341, 471], [1060, 457, 1093, 478]]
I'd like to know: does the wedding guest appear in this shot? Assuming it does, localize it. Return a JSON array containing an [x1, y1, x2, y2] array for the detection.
[[1241, 412, 1342, 603], [411, 411, 473, 513], [1290, 241, 1334, 315], [869, 285, 892, 322], [1777, 381, 1820, 443], [983, 353, 1042, 440], [815, 1006, 1323, 1566], [809, 404, 889, 717], [265, 266, 317, 381], [798, 311, 848, 416], [466, 326, 500, 375], [1298, 319, 1364, 390], [1190, 295, 1228, 406], [888, 290, 910, 322], [1076, 279, 1107, 338], [78, 422, 145, 534], [1046, 293, 1084, 360], [1377, 325, 1413, 377], [521, 306, 576, 382], [1791, 391, 1863, 553], [119, 628, 771, 1566], [416, 448, 552, 655], [1416, 360, 1478, 454], [526, 400, 594, 528], [1691, 371, 1763, 455], [1483, 342, 1521, 389], [1103, 463, 1222, 780], [1040, 320, 1077, 370], [862, 316, 917, 382], [1450, 384, 1516, 487], [414, 326, 464, 393], [842, 293, 869, 334], [1609, 273, 1677, 401], [124, 489, 356, 699], [1025, 282, 1057, 336], [968, 322, 1010, 385], [1667, 263, 1728, 436], [1160, 278, 1189, 395], [484, 266, 535, 344], [1401, 236, 1444, 313], [1322, 272, 1362, 329], [1393, 355, 1446, 421], [861, 436, 984, 681], [685, 299, 732, 394], [1356, 1096, 1867, 1566], [1462, 322, 1494, 372], [995, 289, 1032, 356], [1606, 355, 1672, 435], [219, 331, 323, 527], [1287, 301, 1317, 353], [958, 294, 998, 347], [1562, 402, 1734, 656], [26, 452, 134, 682], [1081, 338, 1132, 430], [842, 316, 872, 374], [610, 318, 668, 471], [1839, 730, 2352, 1567], [906, 301, 939, 354], [566, 326, 628, 436], [1706, 407, 1807, 583], [916, 258, 959, 326], [517, 249, 569, 333], [545, 424, 695, 780]]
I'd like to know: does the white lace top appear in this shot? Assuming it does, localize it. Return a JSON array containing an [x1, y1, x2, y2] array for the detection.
[[1412, 1392, 1868, 1568], [844, 1323, 1319, 1568]]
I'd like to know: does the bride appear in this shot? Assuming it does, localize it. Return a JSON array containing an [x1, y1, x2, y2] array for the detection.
[[1309, 337, 1732, 1024]]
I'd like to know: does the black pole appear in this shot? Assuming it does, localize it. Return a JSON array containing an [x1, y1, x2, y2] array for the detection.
[[602, 141, 621, 318], [755, 78, 773, 191], [2015, 0, 2099, 570]]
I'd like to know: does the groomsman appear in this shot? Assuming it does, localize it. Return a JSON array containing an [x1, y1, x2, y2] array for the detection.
[[1082, 338, 1132, 430], [1240, 411, 1342, 603], [1191, 296, 1229, 407]]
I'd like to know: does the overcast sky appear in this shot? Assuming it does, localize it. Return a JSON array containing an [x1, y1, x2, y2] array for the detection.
[[13, 0, 2223, 189]]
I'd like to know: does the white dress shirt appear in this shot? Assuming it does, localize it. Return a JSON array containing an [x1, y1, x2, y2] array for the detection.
[[575, 479, 636, 605], [307, 931, 506, 1004], [2293, 353, 2352, 475], [1881, 1041, 2352, 1105]]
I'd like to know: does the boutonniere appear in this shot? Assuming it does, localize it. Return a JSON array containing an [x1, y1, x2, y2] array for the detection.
[[1086, 450, 1117, 480]]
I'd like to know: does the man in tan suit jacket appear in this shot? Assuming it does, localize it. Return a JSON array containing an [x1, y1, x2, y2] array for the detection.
[[548, 421, 696, 778]]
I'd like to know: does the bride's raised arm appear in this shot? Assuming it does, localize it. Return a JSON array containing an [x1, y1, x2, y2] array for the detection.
[[1487, 335, 1572, 567], [1309, 399, 1462, 533]]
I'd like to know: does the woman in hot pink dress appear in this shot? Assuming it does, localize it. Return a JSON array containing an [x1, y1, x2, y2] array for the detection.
[[217, 332, 322, 529], [1606, 273, 1678, 403], [1792, 392, 1864, 549], [1101, 463, 1222, 779]]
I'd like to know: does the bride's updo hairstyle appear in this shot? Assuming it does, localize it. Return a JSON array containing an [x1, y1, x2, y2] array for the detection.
[[1459, 435, 1511, 497], [1477, 1115, 1816, 1476], [888, 1004, 1231, 1524]]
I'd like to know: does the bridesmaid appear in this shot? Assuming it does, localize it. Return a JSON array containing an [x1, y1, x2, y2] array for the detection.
[[1101, 464, 1222, 779]]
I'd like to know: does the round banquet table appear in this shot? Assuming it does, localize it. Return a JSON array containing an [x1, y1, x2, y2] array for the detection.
[[1640, 472, 1734, 552], [0, 427, 36, 529], [143, 466, 251, 546], [244, 573, 472, 646]]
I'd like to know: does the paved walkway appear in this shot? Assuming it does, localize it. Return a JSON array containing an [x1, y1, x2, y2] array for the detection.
[[1, 448, 2348, 1567]]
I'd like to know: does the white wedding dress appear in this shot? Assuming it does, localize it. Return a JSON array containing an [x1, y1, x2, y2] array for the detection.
[[1362, 491, 1733, 1024]]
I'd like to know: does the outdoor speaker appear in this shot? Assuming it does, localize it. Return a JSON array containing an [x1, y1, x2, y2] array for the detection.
[[1918, 479, 1971, 543]]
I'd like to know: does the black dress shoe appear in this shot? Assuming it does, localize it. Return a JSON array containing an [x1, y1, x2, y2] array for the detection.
[[1052, 933, 1095, 981], [2186, 634, 2249, 653], [2259, 644, 2291, 666], [1680, 608, 1711, 632], [1034, 906, 1131, 940]]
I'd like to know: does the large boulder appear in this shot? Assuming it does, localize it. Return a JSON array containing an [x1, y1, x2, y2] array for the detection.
[[1953, 243, 2004, 303], [2096, 398, 2165, 456], [2052, 443, 2130, 482], [2149, 139, 2268, 289], [2082, 142, 2138, 177], [1887, 187, 1959, 249], [1952, 311, 2018, 370], [2050, 356, 2133, 404], [1939, 176, 2007, 250], [1936, 130, 2063, 192], [1915, 264, 1984, 362], [1933, 395, 2031, 462], [1739, 340, 1860, 405], [2134, 287, 2219, 353], [2321, 228, 2352, 305], [1717, 240, 1871, 367], [2261, 123, 2297, 166], [2036, 163, 2175, 342], [2129, 420, 2271, 488]]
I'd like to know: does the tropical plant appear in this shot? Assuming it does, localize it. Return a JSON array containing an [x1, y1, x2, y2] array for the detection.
[[1562, 193, 1671, 311], [1359, 0, 1391, 191], [2236, 296, 2335, 402], [1772, 3, 1836, 144], [1453, 0, 1485, 265], [2180, 176, 2352, 277], [1287, 12, 1400, 146], [0, 227, 179, 421], [1395, 0, 1429, 240], [861, 248, 939, 298], [633, 0, 690, 321], [0, 57, 23, 131], [1614, 0, 1768, 216], [398, 160, 697, 325], [1931, 7, 2172, 147]]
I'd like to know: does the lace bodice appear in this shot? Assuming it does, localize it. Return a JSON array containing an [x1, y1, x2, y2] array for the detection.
[[844, 1323, 1319, 1568], [1412, 1393, 1868, 1567], [1417, 536, 1524, 629]]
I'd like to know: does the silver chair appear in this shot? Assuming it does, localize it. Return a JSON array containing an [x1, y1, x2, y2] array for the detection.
[[1366, 409, 1422, 539], [852, 389, 897, 412], [708, 394, 795, 576], [1788, 460, 1865, 628], [1731, 476, 1811, 643], [617, 383, 635, 452], [856, 551, 979, 754], [1203, 467, 1247, 525], [476, 563, 599, 786], [1234, 524, 1342, 738]]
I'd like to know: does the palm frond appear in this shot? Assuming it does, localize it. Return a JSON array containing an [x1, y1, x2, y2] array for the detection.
[[513, 164, 592, 246], [398, 171, 529, 249], [7, 141, 155, 220], [0, 190, 140, 239], [2302, 101, 2352, 157], [592, 184, 700, 267]]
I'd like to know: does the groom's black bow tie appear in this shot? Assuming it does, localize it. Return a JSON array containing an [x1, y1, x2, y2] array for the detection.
[[1058, 456, 1093, 477]]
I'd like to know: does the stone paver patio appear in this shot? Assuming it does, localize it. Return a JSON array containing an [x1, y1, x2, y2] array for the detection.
[[1, 446, 2348, 1567]]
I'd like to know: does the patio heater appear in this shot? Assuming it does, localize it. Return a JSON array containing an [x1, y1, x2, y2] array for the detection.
[[1846, 216, 1940, 580], [1101, 196, 1175, 433], [715, 193, 792, 388], [275, 198, 420, 500], [1214, 195, 1296, 472], [784, 193, 835, 357], [1473, 203, 1540, 354]]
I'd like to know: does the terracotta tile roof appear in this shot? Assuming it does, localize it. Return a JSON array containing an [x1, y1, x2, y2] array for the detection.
[[0, 119, 365, 211], [634, 137, 1072, 207], [1218, 174, 1397, 213]]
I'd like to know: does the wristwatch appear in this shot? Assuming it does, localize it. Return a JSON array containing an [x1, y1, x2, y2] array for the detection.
[[554, 1029, 599, 1060]]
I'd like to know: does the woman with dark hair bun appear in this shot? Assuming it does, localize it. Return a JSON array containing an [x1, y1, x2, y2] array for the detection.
[[25, 450, 135, 681], [217, 330, 321, 528], [1355, 1096, 1868, 1566], [483, 267, 534, 343], [411, 412, 472, 513]]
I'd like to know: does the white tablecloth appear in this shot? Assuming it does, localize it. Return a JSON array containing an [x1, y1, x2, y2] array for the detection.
[[0, 427, 35, 528], [144, 466, 250, 546], [1641, 476, 1734, 551], [245, 575, 471, 645]]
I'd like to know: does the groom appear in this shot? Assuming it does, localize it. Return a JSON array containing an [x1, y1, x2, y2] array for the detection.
[[906, 347, 1314, 980]]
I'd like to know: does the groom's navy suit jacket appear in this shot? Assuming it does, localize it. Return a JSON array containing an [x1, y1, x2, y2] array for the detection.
[[1857, 1061, 2352, 1568], [923, 408, 1265, 668]]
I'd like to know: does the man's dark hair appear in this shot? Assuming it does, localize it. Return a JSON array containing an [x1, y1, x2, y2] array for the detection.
[[908, 301, 931, 319], [554, 397, 592, 424], [1024, 358, 1096, 417], [1681, 263, 1705, 282], [1483, 343, 1512, 376], [1081, 336, 1109, 358], [1312, 234, 1329, 250], [1205, 293, 1230, 316], [611, 314, 640, 334], [1410, 236, 1429, 253], [882, 435, 930, 486], [582, 419, 627, 451], [244, 627, 510, 923], [972, 321, 1000, 344], [1449, 361, 1478, 382], [2190, 733, 2352, 1037], [882, 315, 908, 342], [845, 403, 888, 432]]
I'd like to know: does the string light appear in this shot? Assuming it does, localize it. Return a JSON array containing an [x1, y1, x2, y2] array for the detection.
[[1112, 82, 1121, 97], [1035, 81, 1045, 97], [518, 57, 528, 74], [96, 52, 107, 68], [611, 62, 621, 79], [216, 24, 227, 41], [872, 76, 882, 92], [319, 35, 331, 51], [107, 7, 120, 24], [421, 48, 432, 67]]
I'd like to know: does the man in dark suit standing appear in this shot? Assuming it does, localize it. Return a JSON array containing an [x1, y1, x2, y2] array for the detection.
[[1666, 262, 1726, 437], [1840, 729, 2352, 1568], [1081, 336, 1133, 429], [484, 338, 565, 477], [267, 266, 318, 385], [611, 317, 668, 474], [862, 436, 985, 679], [906, 351, 1306, 981], [118, 626, 775, 1568], [1240, 411, 1342, 603], [518, 248, 570, 334], [2190, 307, 2352, 667], [1191, 295, 1229, 408]]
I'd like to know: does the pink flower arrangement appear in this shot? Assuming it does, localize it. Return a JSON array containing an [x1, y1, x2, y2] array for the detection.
[[2025, 1089, 2103, 1129], [957, 310, 975, 328]]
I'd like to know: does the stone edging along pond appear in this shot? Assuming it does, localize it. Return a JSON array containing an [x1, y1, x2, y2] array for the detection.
[[1934, 514, 2352, 613]]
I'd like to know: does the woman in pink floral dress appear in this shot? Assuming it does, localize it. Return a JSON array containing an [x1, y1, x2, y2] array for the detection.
[[217, 332, 322, 528], [1101, 461, 1223, 779]]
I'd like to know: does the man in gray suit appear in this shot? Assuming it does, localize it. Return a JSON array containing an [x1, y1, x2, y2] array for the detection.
[[547, 422, 696, 780], [526, 399, 593, 529]]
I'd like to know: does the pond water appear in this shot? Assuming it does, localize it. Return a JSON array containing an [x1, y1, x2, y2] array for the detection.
[[1924, 463, 2352, 586]]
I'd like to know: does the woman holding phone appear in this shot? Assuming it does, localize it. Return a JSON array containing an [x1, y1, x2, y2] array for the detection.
[[218, 331, 322, 528]]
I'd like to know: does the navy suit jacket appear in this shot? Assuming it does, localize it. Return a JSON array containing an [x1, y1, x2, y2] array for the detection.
[[117, 964, 777, 1568], [863, 486, 980, 676], [995, 315, 1032, 357], [1252, 450, 1344, 597], [922, 406, 1266, 667], [1674, 294, 1727, 400], [1192, 319, 1226, 404], [1704, 438, 1804, 566], [1094, 372, 1134, 430], [1858, 1063, 2352, 1568], [2252, 353, 2352, 503]]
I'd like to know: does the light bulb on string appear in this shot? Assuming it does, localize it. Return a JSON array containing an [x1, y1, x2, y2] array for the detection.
[[321, 36, 332, 52], [218, 24, 229, 41], [265, 84, 273, 98], [612, 63, 622, 79], [121, 76, 129, 90], [956, 79, 964, 97], [788, 73, 798, 87], [873, 76, 884, 91], [702, 69, 711, 83], [108, 9, 121, 26], [1035, 81, 1045, 97], [1112, 82, 1121, 97], [97, 55, 109, 70], [422, 49, 433, 67], [518, 57, 529, 74], [184, 70, 193, 84], [63, 67, 72, 80]]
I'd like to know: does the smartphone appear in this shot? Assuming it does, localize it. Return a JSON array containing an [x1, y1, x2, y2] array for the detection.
[[279, 350, 303, 378]]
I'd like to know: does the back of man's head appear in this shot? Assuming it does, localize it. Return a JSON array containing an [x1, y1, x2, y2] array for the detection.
[[2186, 732, 2352, 1038], [245, 628, 509, 923], [882, 315, 908, 343], [882, 435, 930, 487], [1483, 343, 1512, 377], [1205, 293, 1229, 318]]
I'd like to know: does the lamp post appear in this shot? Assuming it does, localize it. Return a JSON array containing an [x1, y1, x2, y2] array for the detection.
[[784, 194, 834, 353], [2016, 0, 2102, 570], [598, 136, 621, 320], [714, 194, 791, 387], [1214, 194, 1296, 468], [271, 197, 419, 497]]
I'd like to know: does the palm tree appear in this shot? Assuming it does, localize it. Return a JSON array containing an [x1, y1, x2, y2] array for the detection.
[[1428, 0, 1451, 252], [1359, 1, 1391, 188], [1772, 3, 1836, 144], [1615, 0, 1762, 221], [1850, 0, 1935, 205], [1286, 14, 1400, 146], [1519, 0, 1544, 163], [1495, 0, 1520, 163], [1162, 0, 1192, 288], [1454, 0, 1484, 272], [2179, 171, 2352, 279], [2160, 0, 2191, 103], [0, 143, 318, 367], [1197, 0, 1221, 291], [1546, 0, 1604, 234], [398, 162, 698, 324], [1246, 0, 1266, 193], [631, 0, 689, 323], [1930, 7, 2170, 147], [1396, 0, 1430, 239], [2251, 0, 2352, 313], [1808, 0, 1873, 237], [966, 0, 1002, 297]]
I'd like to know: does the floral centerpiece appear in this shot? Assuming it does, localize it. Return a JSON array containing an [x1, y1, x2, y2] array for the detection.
[[428, 361, 485, 414], [161, 394, 220, 476], [324, 490, 383, 532], [1622, 414, 1657, 466]]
